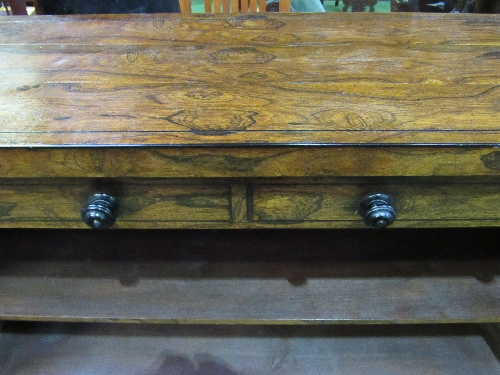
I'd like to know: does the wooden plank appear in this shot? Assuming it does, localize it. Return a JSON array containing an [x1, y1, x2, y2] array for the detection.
[[249, 0, 258, 12], [178, 0, 191, 13], [0, 228, 499, 323], [1, 322, 500, 375], [0, 14, 499, 147], [214, 0, 221, 13], [204, 0, 211, 12], [279, 0, 291, 11], [1, 259, 500, 323], [0, 148, 498, 178]]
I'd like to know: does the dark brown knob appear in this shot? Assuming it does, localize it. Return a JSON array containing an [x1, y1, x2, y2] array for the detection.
[[81, 193, 118, 229], [359, 193, 396, 229]]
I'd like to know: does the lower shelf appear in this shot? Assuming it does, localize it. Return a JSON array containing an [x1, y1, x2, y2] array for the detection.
[[0, 228, 499, 324], [1, 259, 500, 324], [1, 322, 499, 375]]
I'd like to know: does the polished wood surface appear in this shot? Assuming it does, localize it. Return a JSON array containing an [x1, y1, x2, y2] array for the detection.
[[0, 13, 499, 229], [0, 147, 498, 178], [0, 13, 499, 368], [0, 177, 499, 228], [0, 13, 499, 147]]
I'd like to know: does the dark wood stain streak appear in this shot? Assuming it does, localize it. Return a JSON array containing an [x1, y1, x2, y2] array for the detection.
[[264, 84, 500, 102], [89, 150, 106, 172], [481, 151, 500, 170], [164, 110, 258, 133], [210, 47, 276, 64], [147, 150, 283, 173], [482, 51, 500, 59], [0, 202, 17, 218], [99, 114, 137, 119]]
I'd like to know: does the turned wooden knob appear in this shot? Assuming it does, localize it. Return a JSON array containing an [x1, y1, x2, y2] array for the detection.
[[359, 193, 396, 229], [81, 193, 118, 229]]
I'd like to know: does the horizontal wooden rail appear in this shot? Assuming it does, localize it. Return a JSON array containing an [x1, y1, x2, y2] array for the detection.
[[1, 228, 499, 324]]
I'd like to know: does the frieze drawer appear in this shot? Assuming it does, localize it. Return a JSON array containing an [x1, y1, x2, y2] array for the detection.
[[1, 178, 499, 229], [0, 179, 231, 229], [251, 182, 500, 228]]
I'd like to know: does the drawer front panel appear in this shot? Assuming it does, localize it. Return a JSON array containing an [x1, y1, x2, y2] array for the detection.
[[251, 184, 500, 228], [1, 180, 498, 229], [0, 181, 231, 228]]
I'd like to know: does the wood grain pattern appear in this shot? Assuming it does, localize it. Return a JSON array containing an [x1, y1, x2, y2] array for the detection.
[[1, 13, 499, 361], [230, 183, 248, 223], [0, 177, 498, 228], [0, 148, 498, 178], [2, 259, 500, 323], [251, 181, 500, 227], [1, 13, 499, 146], [0, 179, 231, 228]]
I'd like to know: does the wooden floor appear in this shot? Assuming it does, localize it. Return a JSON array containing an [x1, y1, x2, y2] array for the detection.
[[1, 322, 500, 375]]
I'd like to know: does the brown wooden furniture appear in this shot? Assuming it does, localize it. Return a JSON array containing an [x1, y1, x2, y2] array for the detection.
[[0, 12, 499, 372]]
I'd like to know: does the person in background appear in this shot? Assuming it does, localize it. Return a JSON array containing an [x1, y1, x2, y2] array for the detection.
[[290, 0, 326, 11], [267, 0, 326, 11]]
